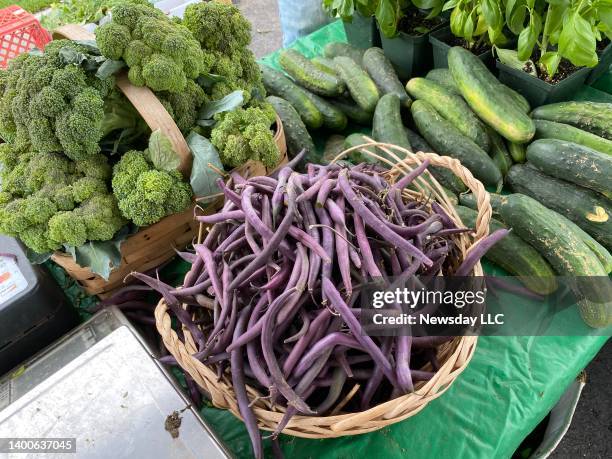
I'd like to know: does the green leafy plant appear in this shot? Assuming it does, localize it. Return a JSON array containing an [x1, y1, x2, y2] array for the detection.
[[443, 0, 507, 47]]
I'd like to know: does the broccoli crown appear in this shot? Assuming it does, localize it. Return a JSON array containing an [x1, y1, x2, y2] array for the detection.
[[0, 40, 128, 161], [211, 107, 280, 169], [0, 143, 126, 253], [96, 3, 207, 93], [157, 79, 208, 134], [112, 150, 193, 227]]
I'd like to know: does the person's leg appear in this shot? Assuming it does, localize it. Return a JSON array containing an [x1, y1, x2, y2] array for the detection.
[[277, 0, 332, 47]]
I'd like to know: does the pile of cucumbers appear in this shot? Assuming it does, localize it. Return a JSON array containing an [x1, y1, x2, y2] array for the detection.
[[261, 41, 611, 328]]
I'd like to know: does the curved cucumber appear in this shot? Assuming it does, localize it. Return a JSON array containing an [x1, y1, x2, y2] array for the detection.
[[425, 68, 460, 95], [507, 164, 612, 251], [526, 139, 612, 199], [279, 49, 345, 97], [487, 128, 512, 176], [363, 48, 411, 108], [333, 56, 380, 113], [499, 194, 612, 328], [459, 192, 508, 213], [267, 96, 315, 159], [531, 101, 612, 140], [448, 46, 535, 143], [261, 64, 323, 129], [411, 99, 502, 188], [323, 42, 365, 66], [301, 90, 348, 131], [344, 133, 377, 163], [507, 141, 526, 163], [455, 206, 557, 294], [533, 119, 612, 155], [372, 94, 411, 158], [406, 77, 490, 152], [329, 98, 373, 125]]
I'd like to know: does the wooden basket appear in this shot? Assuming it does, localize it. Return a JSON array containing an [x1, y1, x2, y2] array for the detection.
[[154, 142, 492, 439], [50, 25, 287, 297]]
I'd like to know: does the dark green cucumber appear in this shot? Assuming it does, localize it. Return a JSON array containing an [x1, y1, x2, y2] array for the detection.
[[507, 141, 526, 163], [260, 64, 323, 129], [531, 101, 612, 140], [448, 46, 535, 143], [533, 119, 612, 155], [501, 85, 530, 113], [328, 98, 373, 125], [372, 94, 411, 158], [507, 164, 612, 251], [323, 42, 365, 66], [487, 128, 512, 176], [344, 132, 377, 163], [279, 49, 345, 97], [527, 139, 612, 199], [455, 206, 557, 294], [363, 47, 411, 108], [406, 77, 490, 152], [411, 99, 502, 188], [301, 89, 348, 131], [267, 96, 316, 159], [405, 128, 432, 152], [425, 69, 460, 95], [499, 194, 612, 328], [459, 192, 508, 212], [333, 56, 380, 113]]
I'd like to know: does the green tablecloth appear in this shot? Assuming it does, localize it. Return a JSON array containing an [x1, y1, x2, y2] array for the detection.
[[195, 21, 610, 459]]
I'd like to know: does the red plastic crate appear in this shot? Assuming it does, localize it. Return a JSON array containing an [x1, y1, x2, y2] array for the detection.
[[0, 5, 51, 68]]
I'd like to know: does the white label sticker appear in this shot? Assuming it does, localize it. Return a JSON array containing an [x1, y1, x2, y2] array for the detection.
[[0, 256, 28, 306]]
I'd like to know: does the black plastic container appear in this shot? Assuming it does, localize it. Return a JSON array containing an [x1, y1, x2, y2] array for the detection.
[[343, 12, 380, 49], [585, 41, 612, 85], [496, 61, 591, 107], [429, 26, 493, 69], [380, 29, 434, 80], [0, 236, 78, 375]]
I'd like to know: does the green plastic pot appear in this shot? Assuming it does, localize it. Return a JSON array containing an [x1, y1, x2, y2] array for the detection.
[[429, 26, 493, 70], [380, 29, 434, 80], [496, 61, 591, 107], [343, 12, 380, 49], [585, 41, 612, 85]]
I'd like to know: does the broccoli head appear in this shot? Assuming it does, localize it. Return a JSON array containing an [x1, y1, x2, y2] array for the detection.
[[211, 107, 280, 169], [157, 79, 208, 133], [112, 150, 193, 227]]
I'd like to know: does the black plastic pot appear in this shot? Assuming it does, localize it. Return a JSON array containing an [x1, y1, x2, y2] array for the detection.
[[343, 12, 380, 49], [429, 26, 493, 69], [585, 41, 612, 85], [380, 29, 434, 80], [496, 61, 591, 107]]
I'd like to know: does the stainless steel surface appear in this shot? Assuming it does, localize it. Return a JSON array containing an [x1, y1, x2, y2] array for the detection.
[[0, 308, 231, 459]]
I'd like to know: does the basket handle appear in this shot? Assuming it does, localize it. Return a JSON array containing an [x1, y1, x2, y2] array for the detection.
[[52, 25, 192, 178]]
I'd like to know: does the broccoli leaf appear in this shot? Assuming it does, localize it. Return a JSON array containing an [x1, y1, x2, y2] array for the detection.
[[73, 40, 101, 55], [198, 90, 245, 123], [197, 73, 228, 89], [187, 131, 225, 199], [149, 129, 181, 172], [65, 227, 129, 280], [96, 59, 125, 79]]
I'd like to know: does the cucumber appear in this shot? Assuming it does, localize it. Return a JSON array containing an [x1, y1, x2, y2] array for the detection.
[[531, 101, 612, 140], [260, 64, 323, 129], [311, 57, 340, 77], [533, 119, 612, 156], [459, 192, 508, 212], [406, 77, 490, 152], [301, 89, 348, 131], [328, 98, 373, 125], [267, 96, 316, 160], [411, 99, 502, 188], [448, 46, 535, 143], [499, 194, 612, 328], [344, 132, 377, 163], [372, 94, 411, 158], [279, 49, 345, 97], [507, 164, 612, 251], [527, 139, 612, 199], [455, 206, 557, 295], [363, 48, 411, 108], [333, 56, 380, 113], [425, 69, 460, 95], [487, 128, 512, 176], [323, 42, 365, 66], [405, 128, 432, 152], [323, 135, 346, 163], [501, 85, 530, 113], [507, 141, 526, 163]]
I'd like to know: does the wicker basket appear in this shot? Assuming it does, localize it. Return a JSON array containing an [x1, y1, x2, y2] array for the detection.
[[154, 142, 493, 438], [50, 25, 287, 297]]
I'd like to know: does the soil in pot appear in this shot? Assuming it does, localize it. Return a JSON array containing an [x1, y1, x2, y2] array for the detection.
[[397, 9, 445, 35]]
